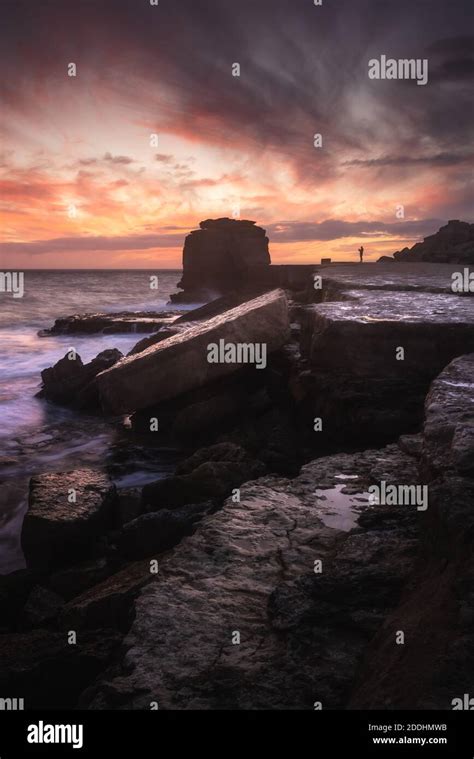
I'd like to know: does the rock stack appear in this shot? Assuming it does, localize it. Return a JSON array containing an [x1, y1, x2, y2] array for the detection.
[[380, 220, 474, 264], [170, 218, 271, 303]]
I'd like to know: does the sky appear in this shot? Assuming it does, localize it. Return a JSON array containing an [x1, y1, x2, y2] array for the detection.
[[0, 0, 473, 269]]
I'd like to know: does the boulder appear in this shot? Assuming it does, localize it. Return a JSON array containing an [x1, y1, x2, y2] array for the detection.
[[348, 356, 474, 711], [22, 586, 64, 627], [174, 442, 254, 475], [422, 353, 474, 478], [142, 446, 266, 509], [22, 470, 117, 570], [38, 349, 122, 407], [59, 561, 155, 631], [48, 558, 112, 601], [0, 628, 121, 709], [397, 433, 423, 458], [112, 502, 213, 561], [0, 569, 39, 631], [96, 289, 290, 415], [170, 218, 271, 302]]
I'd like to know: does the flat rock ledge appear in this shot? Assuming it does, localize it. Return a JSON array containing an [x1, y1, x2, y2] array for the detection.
[[38, 312, 178, 337]]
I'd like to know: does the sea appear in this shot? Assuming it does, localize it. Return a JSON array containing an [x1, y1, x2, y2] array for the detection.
[[0, 270, 191, 573]]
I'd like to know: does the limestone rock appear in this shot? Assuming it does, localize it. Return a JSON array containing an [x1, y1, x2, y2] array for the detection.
[[38, 311, 177, 336], [96, 289, 290, 415], [391, 220, 474, 264], [22, 470, 117, 570], [422, 353, 474, 478], [112, 502, 213, 561], [60, 561, 153, 632], [84, 443, 419, 709], [171, 218, 270, 302], [0, 628, 121, 709], [38, 349, 122, 407]]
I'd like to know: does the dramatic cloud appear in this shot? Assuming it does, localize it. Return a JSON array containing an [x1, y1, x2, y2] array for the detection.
[[343, 154, 474, 168], [267, 218, 445, 243], [0, 0, 472, 267]]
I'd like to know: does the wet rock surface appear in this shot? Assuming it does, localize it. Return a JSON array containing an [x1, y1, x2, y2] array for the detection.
[[39, 311, 178, 336], [294, 286, 474, 448], [349, 354, 474, 709], [302, 289, 474, 377], [317, 262, 471, 295], [80, 353, 473, 711], [38, 349, 123, 407], [84, 443, 421, 709]]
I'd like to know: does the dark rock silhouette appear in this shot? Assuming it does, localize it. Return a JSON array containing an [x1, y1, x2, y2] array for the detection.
[[22, 471, 117, 571], [37, 349, 122, 408], [378, 220, 474, 263], [170, 217, 271, 303], [38, 311, 176, 337]]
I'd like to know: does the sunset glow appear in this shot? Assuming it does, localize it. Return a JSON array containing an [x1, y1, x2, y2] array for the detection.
[[1, 0, 472, 268]]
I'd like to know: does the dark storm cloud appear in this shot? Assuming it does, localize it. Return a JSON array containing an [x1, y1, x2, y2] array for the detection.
[[427, 35, 474, 82], [343, 153, 474, 168], [2, 0, 472, 166], [1, 0, 472, 221], [267, 218, 444, 243]]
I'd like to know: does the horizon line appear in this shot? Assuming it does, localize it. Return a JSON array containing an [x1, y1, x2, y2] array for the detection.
[[0, 267, 184, 271]]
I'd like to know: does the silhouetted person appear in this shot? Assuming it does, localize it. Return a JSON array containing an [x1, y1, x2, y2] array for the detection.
[[358, 245, 364, 262]]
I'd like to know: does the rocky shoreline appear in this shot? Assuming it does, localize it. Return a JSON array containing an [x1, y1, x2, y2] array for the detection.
[[1, 220, 473, 710]]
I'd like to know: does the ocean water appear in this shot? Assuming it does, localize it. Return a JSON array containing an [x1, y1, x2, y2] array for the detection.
[[0, 270, 188, 573]]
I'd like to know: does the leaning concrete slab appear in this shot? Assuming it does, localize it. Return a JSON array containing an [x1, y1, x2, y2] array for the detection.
[[96, 289, 290, 414]]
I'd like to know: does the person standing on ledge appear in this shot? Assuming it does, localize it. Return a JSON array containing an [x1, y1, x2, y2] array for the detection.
[[358, 245, 364, 262]]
